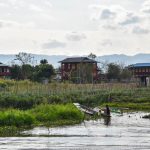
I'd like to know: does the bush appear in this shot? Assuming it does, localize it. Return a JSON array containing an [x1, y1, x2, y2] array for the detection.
[[0, 110, 35, 127], [30, 104, 84, 123]]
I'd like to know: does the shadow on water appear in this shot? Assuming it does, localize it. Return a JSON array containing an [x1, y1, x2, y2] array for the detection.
[[104, 117, 111, 126]]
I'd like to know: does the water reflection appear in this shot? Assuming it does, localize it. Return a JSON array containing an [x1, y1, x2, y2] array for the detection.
[[104, 117, 111, 126]]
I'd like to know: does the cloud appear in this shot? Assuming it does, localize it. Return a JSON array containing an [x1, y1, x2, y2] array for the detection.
[[0, 2, 9, 7], [2, 0, 52, 12], [29, 4, 43, 12], [0, 19, 35, 29], [119, 13, 141, 26], [101, 39, 112, 47], [0, 20, 14, 28], [42, 40, 66, 49], [66, 32, 86, 41], [90, 5, 126, 21], [102, 24, 118, 30], [132, 26, 149, 34], [89, 3, 150, 34], [100, 9, 116, 19], [0, 22, 3, 28], [141, 0, 150, 13]]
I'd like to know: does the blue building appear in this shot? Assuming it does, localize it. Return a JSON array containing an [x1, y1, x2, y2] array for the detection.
[[129, 63, 150, 86]]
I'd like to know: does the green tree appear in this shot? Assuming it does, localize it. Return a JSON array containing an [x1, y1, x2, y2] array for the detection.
[[40, 59, 48, 65], [120, 68, 132, 81], [21, 64, 34, 79], [32, 59, 55, 82], [88, 53, 96, 60], [13, 52, 34, 80], [15, 52, 33, 65], [10, 65, 22, 80], [106, 63, 121, 81]]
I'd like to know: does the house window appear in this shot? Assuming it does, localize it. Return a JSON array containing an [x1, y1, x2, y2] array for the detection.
[[142, 68, 145, 72], [72, 64, 75, 69], [68, 64, 71, 69], [0, 68, 2, 73], [4, 68, 7, 72], [7, 68, 10, 73], [62, 64, 65, 70], [146, 68, 149, 72], [63, 72, 65, 77]]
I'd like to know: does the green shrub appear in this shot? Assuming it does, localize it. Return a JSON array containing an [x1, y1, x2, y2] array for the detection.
[[0, 110, 35, 127], [30, 104, 84, 123]]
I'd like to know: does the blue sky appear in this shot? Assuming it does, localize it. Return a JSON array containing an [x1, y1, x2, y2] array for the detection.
[[0, 0, 150, 56]]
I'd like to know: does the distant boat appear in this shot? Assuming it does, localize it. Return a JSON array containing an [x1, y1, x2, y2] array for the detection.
[[73, 103, 111, 117], [73, 103, 98, 115]]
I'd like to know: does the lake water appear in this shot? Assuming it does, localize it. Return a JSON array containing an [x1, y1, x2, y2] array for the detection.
[[0, 112, 150, 150]]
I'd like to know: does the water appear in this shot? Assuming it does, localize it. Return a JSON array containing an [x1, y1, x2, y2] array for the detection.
[[0, 112, 150, 150]]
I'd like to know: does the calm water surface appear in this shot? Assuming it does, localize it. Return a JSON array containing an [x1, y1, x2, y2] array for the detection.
[[0, 112, 150, 150]]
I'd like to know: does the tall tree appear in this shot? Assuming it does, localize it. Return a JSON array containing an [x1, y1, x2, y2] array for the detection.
[[10, 65, 22, 80], [21, 64, 34, 79], [40, 59, 48, 65], [32, 59, 55, 82], [88, 53, 96, 60], [15, 52, 33, 65], [106, 63, 121, 81]]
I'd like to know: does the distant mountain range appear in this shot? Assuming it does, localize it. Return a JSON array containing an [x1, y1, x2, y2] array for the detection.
[[1, 53, 150, 68]]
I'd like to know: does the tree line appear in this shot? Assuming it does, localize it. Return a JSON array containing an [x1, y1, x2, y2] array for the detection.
[[11, 52, 55, 82], [10, 52, 132, 83]]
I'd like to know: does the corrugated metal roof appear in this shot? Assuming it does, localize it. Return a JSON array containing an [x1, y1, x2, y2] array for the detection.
[[130, 63, 150, 68], [0, 62, 9, 67], [59, 57, 97, 63]]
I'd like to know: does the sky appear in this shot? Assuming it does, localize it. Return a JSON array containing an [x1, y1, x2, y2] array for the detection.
[[0, 0, 150, 56]]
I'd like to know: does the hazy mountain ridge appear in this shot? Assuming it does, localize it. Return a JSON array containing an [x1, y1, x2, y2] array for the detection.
[[1, 53, 150, 67]]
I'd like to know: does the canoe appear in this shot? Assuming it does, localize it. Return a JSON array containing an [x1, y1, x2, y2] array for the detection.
[[73, 103, 98, 115]]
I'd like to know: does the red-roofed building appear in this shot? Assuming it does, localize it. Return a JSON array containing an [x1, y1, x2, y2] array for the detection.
[[59, 57, 99, 83], [0, 63, 11, 78]]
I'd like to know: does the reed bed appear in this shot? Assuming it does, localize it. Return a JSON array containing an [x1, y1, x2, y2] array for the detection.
[[0, 79, 150, 110], [2, 79, 137, 96]]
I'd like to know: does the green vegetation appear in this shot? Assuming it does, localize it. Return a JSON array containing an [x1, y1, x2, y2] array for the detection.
[[30, 104, 84, 126], [0, 79, 150, 135], [0, 104, 84, 127], [11, 52, 55, 81], [0, 126, 20, 137], [0, 79, 150, 110]]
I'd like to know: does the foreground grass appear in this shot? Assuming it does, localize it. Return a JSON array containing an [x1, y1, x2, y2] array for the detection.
[[0, 104, 84, 128]]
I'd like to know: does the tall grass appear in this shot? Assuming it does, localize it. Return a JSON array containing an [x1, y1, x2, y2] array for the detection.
[[0, 104, 84, 127], [0, 110, 35, 127], [30, 104, 84, 125], [1, 79, 137, 95], [0, 79, 150, 110]]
